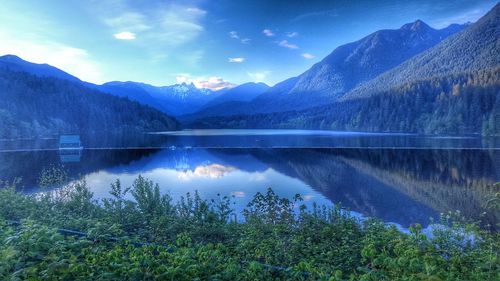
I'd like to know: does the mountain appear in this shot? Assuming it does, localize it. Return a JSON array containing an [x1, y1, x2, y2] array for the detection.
[[290, 21, 462, 95], [97, 81, 161, 110], [0, 67, 180, 139], [190, 5, 499, 135], [204, 82, 269, 106], [248, 20, 467, 113], [0, 55, 228, 117], [344, 4, 499, 100], [180, 82, 269, 121], [98, 81, 219, 116], [186, 20, 466, 121], [0, 55, 81, 82]]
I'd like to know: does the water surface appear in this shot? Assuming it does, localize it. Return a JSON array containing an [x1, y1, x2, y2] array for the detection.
[[1, 130, 498, 229]]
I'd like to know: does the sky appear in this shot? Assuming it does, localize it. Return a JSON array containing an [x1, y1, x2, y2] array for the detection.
[[0, 0, 496, 89]]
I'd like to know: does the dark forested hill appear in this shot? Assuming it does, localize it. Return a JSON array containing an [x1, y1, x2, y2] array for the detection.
[[191, 68, 499, 135], [0, 69, 180, 138]]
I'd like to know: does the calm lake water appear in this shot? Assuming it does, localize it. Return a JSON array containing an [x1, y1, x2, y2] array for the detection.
[[0, 130, 499, 229]]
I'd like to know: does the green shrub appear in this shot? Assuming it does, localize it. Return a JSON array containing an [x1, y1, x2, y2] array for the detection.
[[0, 177, 498, 280]]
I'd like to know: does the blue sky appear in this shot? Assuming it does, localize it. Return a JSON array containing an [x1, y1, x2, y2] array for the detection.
[[0, 0, 496, 88]]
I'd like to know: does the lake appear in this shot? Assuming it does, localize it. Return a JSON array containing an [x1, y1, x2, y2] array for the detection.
[[0, 129, 499, 229]]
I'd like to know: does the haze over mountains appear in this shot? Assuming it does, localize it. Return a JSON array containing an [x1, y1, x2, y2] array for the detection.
[[0, 4, 498, 137]]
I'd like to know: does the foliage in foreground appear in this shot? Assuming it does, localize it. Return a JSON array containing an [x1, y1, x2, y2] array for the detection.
[[0, 177, 498, 280]]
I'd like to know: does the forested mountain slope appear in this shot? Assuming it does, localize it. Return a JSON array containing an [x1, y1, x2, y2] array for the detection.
[[244, 21, 465, 113], [189, 5, 500, 135], [190, 68, 499, 135], [0, 69, 180, 138], [345, 3, 499, 100]]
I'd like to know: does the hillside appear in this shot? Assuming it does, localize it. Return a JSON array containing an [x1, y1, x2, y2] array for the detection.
[[189, 5, 500, 135], [345, 3, 500, 100], [253, 21, 464, 112], [0, 68, 180, 138], [191, 68, 499, 135], [187, 20, 466, 119]]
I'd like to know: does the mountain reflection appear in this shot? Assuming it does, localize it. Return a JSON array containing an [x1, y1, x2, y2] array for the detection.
[[0, 147, 497, 228], [244, 148, 499, 228]]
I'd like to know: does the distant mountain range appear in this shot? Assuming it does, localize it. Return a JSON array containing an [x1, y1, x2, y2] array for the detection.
[[0, 55, 272, 117], [1, 4, 498, 136], [99, 81, 270, 116], [98, 81, 217, 116], [0, 59, 180, 138]]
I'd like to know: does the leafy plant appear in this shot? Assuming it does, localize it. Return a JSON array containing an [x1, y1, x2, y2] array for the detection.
[[0, 176, 498, 280]]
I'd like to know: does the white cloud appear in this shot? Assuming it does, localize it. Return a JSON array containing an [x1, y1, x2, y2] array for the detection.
[[262, 29, 275, 37], [302, 194, 314, 201], [240, 38, 251, 44], [230, 191, 246, 198], [177, 164, 236, 180], [97, 2, 206, 46], [278, 40, 299, 49], [0, 30, 103, 83], [229, 31, 239, 39], [0, 3, 104, 83], [291, 9, 338, 22], [247, 71, 270, 82], [286, 31, 299, 38], [113, 31, 136, 40], [228, 57, 245, 63], [156, 7, 205, 43], [104, 12, 151, 32], [229, 31, 251, 44], [430, 8, 485, 28], [181, 49, 204, 66], [185, 7, 207, 16], [175, 74, 236, 91], [302, 53, 315, 59]]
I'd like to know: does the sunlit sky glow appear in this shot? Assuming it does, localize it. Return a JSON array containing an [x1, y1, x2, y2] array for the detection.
[[0, 0, 496, 87]]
